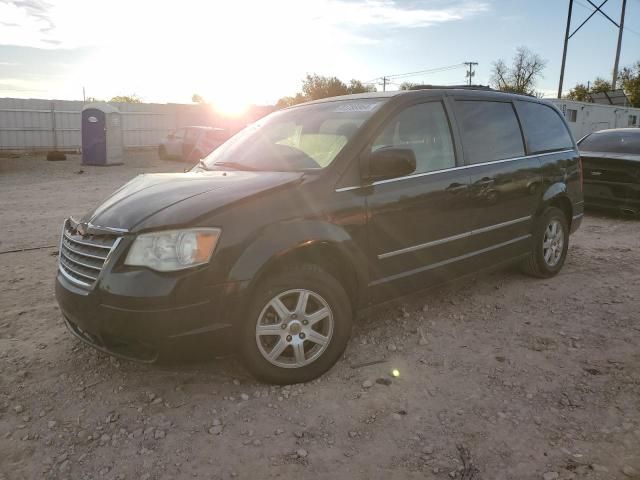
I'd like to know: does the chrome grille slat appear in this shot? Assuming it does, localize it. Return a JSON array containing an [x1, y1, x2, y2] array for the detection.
[[58, 219, 120, 289], [60, 256, 98, 281], [61, 238, 110, 261], [63, 230, 113, 249], [60, 250, 102, 271]]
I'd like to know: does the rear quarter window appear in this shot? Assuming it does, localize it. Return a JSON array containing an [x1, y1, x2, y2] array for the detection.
[[516, 101, 574, 154], [454, 100, 525, 165]]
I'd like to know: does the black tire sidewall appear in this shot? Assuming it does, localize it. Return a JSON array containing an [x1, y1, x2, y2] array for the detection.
[[532, 207, 569, 276], [239, 266, 352, 384]]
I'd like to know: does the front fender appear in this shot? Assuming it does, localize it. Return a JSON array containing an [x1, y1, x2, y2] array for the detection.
[[228, 219, 369, 301], [542, 182, 567, 204]]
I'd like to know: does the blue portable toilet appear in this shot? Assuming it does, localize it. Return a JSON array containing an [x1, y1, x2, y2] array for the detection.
[[81, 103, 123, 165]]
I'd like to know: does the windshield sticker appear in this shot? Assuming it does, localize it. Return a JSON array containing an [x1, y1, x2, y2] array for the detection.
[[333, 102, 380, 113]]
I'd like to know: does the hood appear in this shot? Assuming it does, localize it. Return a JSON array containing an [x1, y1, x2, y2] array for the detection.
[[82, 170, 303, 232]]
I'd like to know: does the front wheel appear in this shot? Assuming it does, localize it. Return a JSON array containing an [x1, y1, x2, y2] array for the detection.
[[239, 264, 352, 384], [521, 206, 569, 278]]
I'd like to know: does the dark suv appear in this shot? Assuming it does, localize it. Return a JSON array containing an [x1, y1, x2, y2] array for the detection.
[[56, 88, 583, 384]]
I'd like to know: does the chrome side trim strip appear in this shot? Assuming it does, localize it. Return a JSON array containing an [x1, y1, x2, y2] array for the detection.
[[335, 149, 575, 192], [370, 234, 531, 286], [378, 215, 532, 260]]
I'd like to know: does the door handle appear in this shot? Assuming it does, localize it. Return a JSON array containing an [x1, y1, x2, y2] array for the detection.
[[474, 177, 494, 186], [446, 182, 467, 193]]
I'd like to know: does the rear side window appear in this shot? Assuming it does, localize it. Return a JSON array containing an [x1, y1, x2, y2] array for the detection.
[[516, 101, 574, 153], [372, 102, 455, 174], [454, 101, 524, 164]]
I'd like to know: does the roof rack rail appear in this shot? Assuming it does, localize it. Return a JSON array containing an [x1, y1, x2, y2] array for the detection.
[[408, 84, 495, 91]]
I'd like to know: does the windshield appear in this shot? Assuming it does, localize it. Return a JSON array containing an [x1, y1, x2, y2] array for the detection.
[[579, 130, 640, 155], [200, 99, 385, 171]]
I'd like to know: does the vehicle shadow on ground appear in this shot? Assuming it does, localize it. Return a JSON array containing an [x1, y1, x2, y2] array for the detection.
[[585, 206, 639, 221], [66, 263, 527, 385]]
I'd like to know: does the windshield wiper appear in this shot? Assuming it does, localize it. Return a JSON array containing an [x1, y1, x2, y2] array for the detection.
[[196, 159, 211, 171]]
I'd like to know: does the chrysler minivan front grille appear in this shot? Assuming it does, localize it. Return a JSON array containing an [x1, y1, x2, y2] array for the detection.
[[58, 219, 120, 288]]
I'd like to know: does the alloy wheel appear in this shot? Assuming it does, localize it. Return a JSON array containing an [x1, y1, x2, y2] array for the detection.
[[542, 219, 564, 267], [255, 289, 334, 369]]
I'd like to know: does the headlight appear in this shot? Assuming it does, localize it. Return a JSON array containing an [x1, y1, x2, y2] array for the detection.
[[124, 228, 221, 272]]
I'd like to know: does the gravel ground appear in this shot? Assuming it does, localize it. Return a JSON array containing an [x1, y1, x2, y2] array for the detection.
[[1, 153, 639, 480]]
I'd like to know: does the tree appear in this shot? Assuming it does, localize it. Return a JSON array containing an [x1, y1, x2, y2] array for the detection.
[[347, 79, 376, 94], [490, 47, 547, 95], [566, 83, 590, 101], [565, 77, 612, 102], [591, 77, 612, 93], [275, 74, 375, 109], [301, 74, 349, 100], [399, 82, 418, 91], [109, 94, 142, 103], [619, 62, 640, 107], [192, 93, 206, 104]]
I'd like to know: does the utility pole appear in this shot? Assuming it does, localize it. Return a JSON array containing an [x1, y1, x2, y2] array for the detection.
[[558, 0, 574, 98], [464, 62, 478, 86], [382, 76, 388, 92], [611, 0, 626, 90]]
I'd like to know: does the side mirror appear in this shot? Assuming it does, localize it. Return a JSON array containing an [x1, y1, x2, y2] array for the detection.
[[368, 147, 416, 181]]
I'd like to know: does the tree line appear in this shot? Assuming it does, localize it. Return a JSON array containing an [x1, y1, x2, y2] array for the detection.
[[271, 47, 640, 108]]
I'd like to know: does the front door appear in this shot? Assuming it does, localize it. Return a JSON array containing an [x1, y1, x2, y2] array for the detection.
[[81, 109, 106, 165], [365, 100, 474, 301]]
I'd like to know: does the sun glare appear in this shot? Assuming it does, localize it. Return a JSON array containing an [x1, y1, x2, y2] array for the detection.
[[212, 96, 250, 117]]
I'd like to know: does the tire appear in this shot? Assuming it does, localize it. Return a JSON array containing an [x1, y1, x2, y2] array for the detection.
[[521, 206, 569, 278], [158, 145, 168, 160], [239, 263, 352, 384]]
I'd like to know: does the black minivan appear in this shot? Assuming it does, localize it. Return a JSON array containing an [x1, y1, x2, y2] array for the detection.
[[56, 88, 583, 384]]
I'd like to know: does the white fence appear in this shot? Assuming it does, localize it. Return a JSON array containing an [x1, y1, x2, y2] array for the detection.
[[0, 98, 273, 151]]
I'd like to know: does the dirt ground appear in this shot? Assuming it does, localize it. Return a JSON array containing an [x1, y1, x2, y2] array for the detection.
[[1, 153, 639, 480]]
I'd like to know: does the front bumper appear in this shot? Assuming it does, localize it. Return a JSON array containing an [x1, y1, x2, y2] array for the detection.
[[55, 270, 245, 362]]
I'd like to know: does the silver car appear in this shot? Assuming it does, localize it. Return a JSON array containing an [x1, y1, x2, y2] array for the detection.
[[158, 126, 227, 162]]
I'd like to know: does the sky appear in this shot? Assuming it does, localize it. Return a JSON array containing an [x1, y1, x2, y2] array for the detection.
[[1, 0, 639, 113]]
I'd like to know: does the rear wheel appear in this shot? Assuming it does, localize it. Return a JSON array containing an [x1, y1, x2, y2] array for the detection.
[[239, 264, 352, 384], [521, 206, 569, 278]]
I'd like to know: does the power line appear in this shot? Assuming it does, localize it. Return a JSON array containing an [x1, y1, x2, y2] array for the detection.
[[387, 63, 466, 80], [364, 63, 466, 85]]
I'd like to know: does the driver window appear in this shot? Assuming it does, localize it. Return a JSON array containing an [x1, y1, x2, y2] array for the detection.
[[372, 102, 455, 174]]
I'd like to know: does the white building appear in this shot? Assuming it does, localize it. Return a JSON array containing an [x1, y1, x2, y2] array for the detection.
[[549, 99, 640, 141]]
